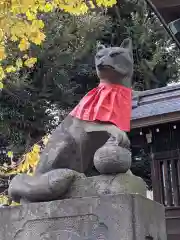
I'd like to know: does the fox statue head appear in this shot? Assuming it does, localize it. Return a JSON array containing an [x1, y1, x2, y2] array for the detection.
[[95, 38, 133, 88]]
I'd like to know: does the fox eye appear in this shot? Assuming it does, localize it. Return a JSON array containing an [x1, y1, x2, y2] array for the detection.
[[96, 54, 103, 59], [110, 52, 120, 57]]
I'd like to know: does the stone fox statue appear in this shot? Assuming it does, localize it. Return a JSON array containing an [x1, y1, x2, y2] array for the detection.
[[8, 38, 133, 202], [34, 38, 133, 175]]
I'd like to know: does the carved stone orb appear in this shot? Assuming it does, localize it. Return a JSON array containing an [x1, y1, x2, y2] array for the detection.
[[94, 145, 131, 174]]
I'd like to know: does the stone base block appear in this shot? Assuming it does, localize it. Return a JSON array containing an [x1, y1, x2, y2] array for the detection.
[[0, 194, 166, 240], [65, 170, 146, 198]]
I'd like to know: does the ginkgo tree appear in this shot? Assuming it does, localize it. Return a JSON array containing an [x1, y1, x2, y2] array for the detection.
[[0, 134, 50, 205], [0, 0, 116, 88], [0, 0, 117, 205]]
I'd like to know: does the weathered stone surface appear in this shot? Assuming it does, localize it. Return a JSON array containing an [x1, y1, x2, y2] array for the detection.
[[9, 168, 145, 203], [65, 171, 146, 198], [94, 145, 131, 174], [0, 194, 166, 240], [8, 169, 86, 203]]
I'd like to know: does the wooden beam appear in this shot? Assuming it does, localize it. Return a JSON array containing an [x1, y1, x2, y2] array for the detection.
[[145, 0, 180, 48], [151, 0, 180, 8], [131, 111, 180, 129]]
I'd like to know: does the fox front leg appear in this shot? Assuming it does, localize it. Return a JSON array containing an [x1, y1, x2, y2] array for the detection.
[[106, 124, 130, 148]]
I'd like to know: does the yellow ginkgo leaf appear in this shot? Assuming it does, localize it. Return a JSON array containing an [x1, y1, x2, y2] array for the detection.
[[6, 65, 17, 73], [0, 195, 8, 205], [24, 57, 37, 68], [11, 201, 20, 206], [32, 144, 40, 153], [27, 172, 33, 176], [32, 19, 44, 29], [30, 158, 37, 167], [0, 29, 4, 41], [0, 45, 6, 60], [11, 35, 18, 42], [26, 10, 36, 21], [0, 81, 3, 89], [43, 3, 54, 12], [21, 160, 29, 172], [8, 169, 18, 175], [16, 58, 23, 68], [18, 39, 30, 51], [7, 151, 13, 158], [30, 31, 46, 45], [0, 66, 5, 80]]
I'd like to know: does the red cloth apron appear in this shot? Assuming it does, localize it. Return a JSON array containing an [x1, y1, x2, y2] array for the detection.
[[70, 83, 132, 132]]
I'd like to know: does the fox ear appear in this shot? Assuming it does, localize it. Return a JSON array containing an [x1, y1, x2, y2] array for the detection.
[[96, 43, 106, 52], [120, 38, 132, 51], [120, 38, 133, 58]]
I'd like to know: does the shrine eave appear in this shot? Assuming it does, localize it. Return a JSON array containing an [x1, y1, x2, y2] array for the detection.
[[148, 0, 180, 23], [131, 84, 180, 128]]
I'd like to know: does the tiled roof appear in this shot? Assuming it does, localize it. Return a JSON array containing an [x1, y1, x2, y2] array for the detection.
[[132, 84, 180, 120]]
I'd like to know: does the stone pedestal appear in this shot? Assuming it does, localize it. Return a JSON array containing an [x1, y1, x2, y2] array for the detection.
[[0, 173, 167, 240], [0, 194, 166, 240]]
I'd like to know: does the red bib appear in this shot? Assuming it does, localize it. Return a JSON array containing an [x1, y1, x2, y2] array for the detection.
[[70, 83, 131, 132]]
